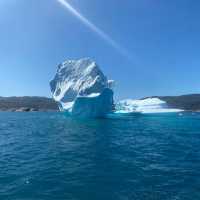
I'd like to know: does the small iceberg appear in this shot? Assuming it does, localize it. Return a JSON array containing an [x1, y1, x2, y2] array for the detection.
[[50, 58, 183, 118], [115, 98, 183, 114]]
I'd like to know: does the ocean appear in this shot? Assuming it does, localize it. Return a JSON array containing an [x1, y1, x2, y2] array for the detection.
[[0, 112, 200, 200]]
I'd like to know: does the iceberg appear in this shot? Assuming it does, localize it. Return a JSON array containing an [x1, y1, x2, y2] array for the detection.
[[115, 98, 183, 114], [50, 58, 183, 118], [50, 58, 114, 117]]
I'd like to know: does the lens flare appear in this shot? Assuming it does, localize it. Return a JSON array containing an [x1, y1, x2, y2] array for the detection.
[[57, 0, 133, 61]]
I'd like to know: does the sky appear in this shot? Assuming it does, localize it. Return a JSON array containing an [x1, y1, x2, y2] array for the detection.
[[0, 0, 200, 99]]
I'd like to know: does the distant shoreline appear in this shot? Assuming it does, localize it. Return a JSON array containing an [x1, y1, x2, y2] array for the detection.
[[0, 109, 59, 112], [1, 94, 200, 112], [0, 96, 59, 112]]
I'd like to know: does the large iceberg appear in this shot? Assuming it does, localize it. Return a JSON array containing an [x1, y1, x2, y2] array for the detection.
[[50, 58, 183, 118], [50, 58, 114, 117]]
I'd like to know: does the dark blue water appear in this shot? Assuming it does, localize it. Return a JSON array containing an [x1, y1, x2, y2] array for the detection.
[[1, 112, 200, 200]]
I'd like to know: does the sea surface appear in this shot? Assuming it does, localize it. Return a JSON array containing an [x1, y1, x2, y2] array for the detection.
[[1, 112, 200, 200]]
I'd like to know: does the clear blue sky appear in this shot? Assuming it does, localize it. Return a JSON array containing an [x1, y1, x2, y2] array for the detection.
[[0, 0, 200, 99]]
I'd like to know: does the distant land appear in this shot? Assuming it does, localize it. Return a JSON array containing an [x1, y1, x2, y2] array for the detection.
[[152, 94, 200, 111], [0, 96, 58, 111], [0, 94, 200, 112]]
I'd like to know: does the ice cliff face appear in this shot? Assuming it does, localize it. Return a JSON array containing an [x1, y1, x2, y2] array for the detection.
[[50, 58, 114, 117]]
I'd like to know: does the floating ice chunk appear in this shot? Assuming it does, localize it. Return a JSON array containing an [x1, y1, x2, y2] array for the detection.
[[116, 98, 183, 114]]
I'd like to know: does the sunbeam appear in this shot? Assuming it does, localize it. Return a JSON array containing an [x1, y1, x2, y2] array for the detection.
[[56, 0, 133, 61]]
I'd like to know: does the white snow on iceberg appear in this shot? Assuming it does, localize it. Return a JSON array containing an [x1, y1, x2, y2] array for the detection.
[[50, 58, 114, 117], [115, 98, 183, 114]]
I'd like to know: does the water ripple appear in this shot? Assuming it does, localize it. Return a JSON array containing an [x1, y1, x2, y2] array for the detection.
[[0, 112, 200, 200]]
